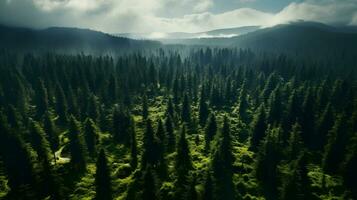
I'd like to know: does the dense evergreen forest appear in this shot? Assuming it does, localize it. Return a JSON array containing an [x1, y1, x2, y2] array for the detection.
[[0, 48, 356, 200]]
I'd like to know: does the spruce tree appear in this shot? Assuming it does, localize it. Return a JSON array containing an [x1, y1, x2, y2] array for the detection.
[[0, 113, 37, 198], [95, 149, 112, 200], [199, 91, 209, 126], [203, 173, 213, 200], [142, 167, 157, 200], [141, 119, 160, 168], [112, 106, 132, 145], [181, 93, 191, 123], [130, 122, 138, 169], [55, 84, 68, 126], [323, 114, 349, 174], [250, 104, 267, 150], [68, 116, 86, 171], [205, 113, 217, 153], [142, 94, 149, 120], [166, 97, 174, 119], [43, 111, 59, 163], [255, 126, 282, 200], [84, 118, 98, 157], [35, 79, 49, 119], [280, 151, 313, 200], [212, 116, 235, 200], [165, 115, 176, 153]]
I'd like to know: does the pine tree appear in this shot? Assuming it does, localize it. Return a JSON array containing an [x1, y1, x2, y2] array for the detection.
[[315, 103, 334, 151], [0, 113, 37, 198], [256, 126, 282, 200], [212, 116, 235, 200], [203, 173, 213, 200], [142, 167, 157, 200], [175, 125, 192, 176], [84, 118, 99, 157], [300, 88, 315, 148], [187, 176, 198, 200], [141, 120, 160, 168], [142, 94, 149, 120], [199, 91, 209, 126], [165, 115, 176, 153], [35, 79, 49, 119], [280, 151, 313, 200], [43, 111, 59, 162], [68, 116, 86, 171], [29, 120, 51, 162], [323, 114, 349, 174], [237, 81, 249, 123], [55, 84, 68, 126], [29, 120, 62, 199], [95, 149, 112, 200], [166, 97, 174, 119], [130, 121, 138, 169], [287, 123, 303, 161], [86, 94, 100, 123], [250, 105, 267, 150], [112, 106, 132, 145], [205, 114, 217, 153], [181, 93, 191, 123]]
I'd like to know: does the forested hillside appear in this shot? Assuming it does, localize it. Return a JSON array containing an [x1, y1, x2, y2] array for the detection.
[[0, 48, 356, 200], [0, 25, 160, 53]]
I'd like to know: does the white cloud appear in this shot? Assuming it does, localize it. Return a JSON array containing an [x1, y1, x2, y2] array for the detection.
[[269, 0, 357, 26], [0, 0, 356, 34]]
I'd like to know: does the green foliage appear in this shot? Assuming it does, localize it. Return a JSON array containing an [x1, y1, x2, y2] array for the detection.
[[95, 149, 113, 200], [0, 48, 355, 199]]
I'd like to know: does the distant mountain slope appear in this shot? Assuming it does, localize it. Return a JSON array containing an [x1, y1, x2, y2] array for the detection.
[[232, 22, 357, 53], [116, 26, 260, 40], [163, 22, 357, 54], [0, 25, 160, 53]]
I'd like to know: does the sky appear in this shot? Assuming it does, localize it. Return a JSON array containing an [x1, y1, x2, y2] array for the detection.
[[0, 0, 357, 33]]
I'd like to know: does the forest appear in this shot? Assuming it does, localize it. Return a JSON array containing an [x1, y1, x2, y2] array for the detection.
[[0, 47, 356, 200]]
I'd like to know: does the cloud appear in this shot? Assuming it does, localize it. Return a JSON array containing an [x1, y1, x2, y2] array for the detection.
[[0, 0, 356, 34], [269, 0, 357, 26]]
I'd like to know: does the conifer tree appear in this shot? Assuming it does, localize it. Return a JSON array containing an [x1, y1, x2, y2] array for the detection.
[[0, 113, 37, 198], [142, 94, 149, 120], [287, 123, 303, 161], [43, 111, 59, 162], [84, 118, 98, 157], [112, 106, 132, 145], [142, 167, 157, 200], [315, 103, 334, 151], [68, 116, 86, 171], [141, 119, 160, 168], [205, 114, 217, 152], [256, 126, 282, 200], [250, 105, 267, 150], [203, 173, 213, 200], [95, 149, 112, 200], [175, 125, 192, 176], [212, 116, 235, 200], [35, 79, 49, 119], [280, 151, 313, 200], [166, 97, 174, 119], [323, 114, 349, 174], [55, 84, 68, 125], [199, 91, 209, 126], [130, 122, 138, 169], [237, 81, 249, 123], [29, 120, 62, 199], [181, 93, 191, 123], [165, 115, 176, 153]]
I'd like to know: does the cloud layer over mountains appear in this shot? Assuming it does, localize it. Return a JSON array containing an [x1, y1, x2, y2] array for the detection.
[[1, 0, 356, 33]]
